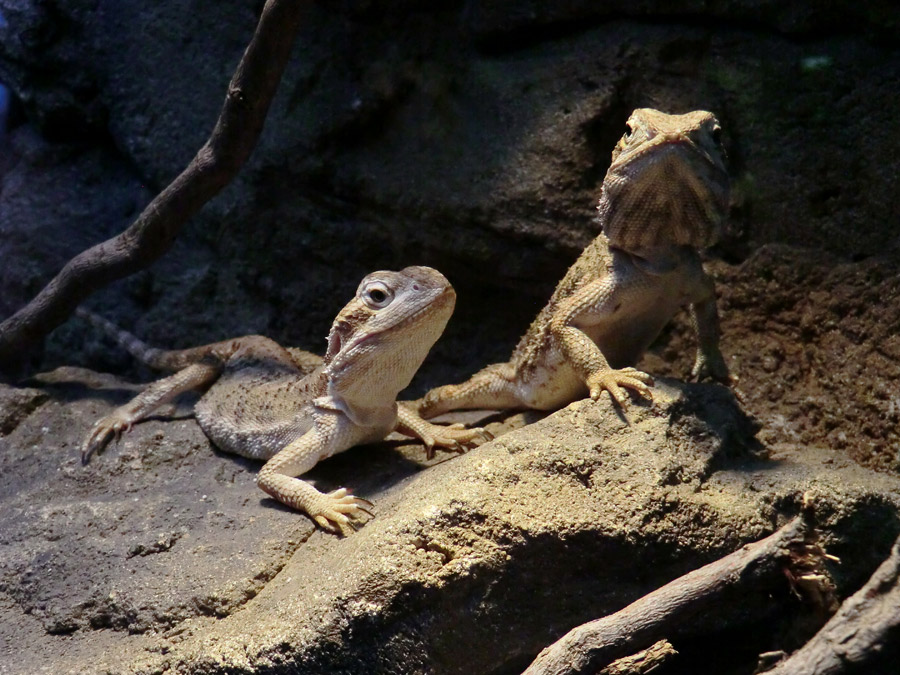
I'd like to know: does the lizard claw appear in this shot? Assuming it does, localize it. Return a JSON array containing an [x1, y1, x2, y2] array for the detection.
[[691, 358, 743, 404], [312, 487, 375, 535], [82, 412, 133, 464], [691, 351, 731, 384], [354, 504, 376, 519], [586, 367, 654, 408], [444, 423, 494, 442], [420, 424, 489, 460], [351, 496, 376, 518], [395, 402, 491, 459]]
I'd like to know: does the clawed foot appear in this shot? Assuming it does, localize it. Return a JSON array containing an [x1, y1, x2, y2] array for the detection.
[[586, 367, 654, 408], [82, 412, 134, 464], [396, 402, 493, 460], [418, 422, 493, 460], [691, 351, 732, 384], [312, 488, 375, 535], [691, 354, 745, 404]]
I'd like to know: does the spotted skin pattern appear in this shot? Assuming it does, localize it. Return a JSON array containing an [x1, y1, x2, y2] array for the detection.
[[82, 267, 487, 534]]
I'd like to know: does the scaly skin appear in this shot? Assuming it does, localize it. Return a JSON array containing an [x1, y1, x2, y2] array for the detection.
[[418, 109, 732, 418], [82, 267, 487, 534]]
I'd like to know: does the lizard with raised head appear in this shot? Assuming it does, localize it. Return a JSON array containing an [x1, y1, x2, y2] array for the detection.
[[81, 266, 486, 534], [418, 108, 732, 418]]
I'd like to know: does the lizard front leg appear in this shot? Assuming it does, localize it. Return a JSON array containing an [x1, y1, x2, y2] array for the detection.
[[396, 402, 492, 460], [688, 272, 730, 383], [416, 363, 524, 419], [82, 361, 222, 462], [550, 277, 654, 407], [256, 410, 373, 534]]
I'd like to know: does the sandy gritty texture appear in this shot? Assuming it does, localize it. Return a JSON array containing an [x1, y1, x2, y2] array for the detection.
[[1, 376, 898, 674], [644, 247, 900, 473]]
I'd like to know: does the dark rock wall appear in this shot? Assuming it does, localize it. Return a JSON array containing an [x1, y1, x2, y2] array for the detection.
[[1, 0, 898, 459]]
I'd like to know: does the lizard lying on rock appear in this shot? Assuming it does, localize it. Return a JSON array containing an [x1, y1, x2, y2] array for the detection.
[[419, 108, 732, 418], [81, 266, 486, 533]]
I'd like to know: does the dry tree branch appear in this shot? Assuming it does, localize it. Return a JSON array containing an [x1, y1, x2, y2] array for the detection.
[[598, 640, 677, 675], [763, 532, 900, 675], [523, 517, 828, 675], [0, 0, 308, 371]]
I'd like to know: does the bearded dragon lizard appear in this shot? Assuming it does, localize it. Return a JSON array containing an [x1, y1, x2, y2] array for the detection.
[[419, 109, 731, 418], [81, 266, 486, 533]]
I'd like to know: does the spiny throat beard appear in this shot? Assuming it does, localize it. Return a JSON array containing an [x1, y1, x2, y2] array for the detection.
[[597, 147, 728, 253]]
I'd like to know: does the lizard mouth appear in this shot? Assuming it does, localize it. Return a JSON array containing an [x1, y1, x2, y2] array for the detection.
[[624, 135, 725, 172]]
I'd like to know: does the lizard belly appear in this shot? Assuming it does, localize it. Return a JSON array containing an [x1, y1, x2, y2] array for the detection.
[[516, 349, 588, 409], [195, 397, 315, 461], [194, 371, 317, 461], [589, 286, 686, 368]]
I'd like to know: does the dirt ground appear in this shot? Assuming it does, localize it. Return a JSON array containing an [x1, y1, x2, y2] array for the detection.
[[644, 247, 900, 473]]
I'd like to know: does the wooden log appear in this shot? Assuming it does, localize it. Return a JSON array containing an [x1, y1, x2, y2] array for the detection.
[[523, 517, 829, 675], [763, 533, 900, 674]]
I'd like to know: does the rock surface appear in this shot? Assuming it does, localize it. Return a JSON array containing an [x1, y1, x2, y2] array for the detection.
[[1, 376, 898, 674], [645, 246, 900, 473], [0, 382, 46, 434]]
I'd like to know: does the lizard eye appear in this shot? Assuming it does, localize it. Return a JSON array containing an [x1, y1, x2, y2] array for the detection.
[[362, 282, 393, 308]]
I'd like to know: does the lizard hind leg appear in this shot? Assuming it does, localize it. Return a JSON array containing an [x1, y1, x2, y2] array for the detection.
[[82, 361, 222, 463], [417, 363, 524, 419]]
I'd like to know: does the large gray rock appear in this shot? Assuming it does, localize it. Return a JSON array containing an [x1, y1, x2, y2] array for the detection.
[[1, 374, 897, 673], [0, 127, 149, 323], [462, 0, 900, 40], [1, 1, 898, 266], [0, 381, 45, 434]]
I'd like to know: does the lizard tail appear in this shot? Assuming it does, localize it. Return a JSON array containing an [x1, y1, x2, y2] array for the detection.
[[76, 308, 213, 372]]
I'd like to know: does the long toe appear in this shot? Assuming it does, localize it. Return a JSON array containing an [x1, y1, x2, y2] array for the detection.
[[620, 367, 654, 384]]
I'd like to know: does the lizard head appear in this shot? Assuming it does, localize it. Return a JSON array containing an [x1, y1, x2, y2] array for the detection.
[[597, 108, 730, 254], [324, 266, 456, 404]]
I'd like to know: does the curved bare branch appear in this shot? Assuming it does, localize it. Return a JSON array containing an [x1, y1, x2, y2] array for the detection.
[[0, 0, 308, 371], [523, 518, 826, 675]]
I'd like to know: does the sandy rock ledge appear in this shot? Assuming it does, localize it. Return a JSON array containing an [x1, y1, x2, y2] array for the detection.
[[1, 377, 898, 674]]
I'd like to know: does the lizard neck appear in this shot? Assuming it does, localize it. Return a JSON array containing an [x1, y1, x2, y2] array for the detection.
[[611, 243, 696, 276], [318, 388, 398, 431]]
